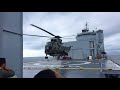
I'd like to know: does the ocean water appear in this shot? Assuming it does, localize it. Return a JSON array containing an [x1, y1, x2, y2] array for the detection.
[[23, 55, 120, 78]]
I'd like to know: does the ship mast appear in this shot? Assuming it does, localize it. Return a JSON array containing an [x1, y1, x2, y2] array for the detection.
[[85, 22, 88, 29], [82, 22, 89, 32]]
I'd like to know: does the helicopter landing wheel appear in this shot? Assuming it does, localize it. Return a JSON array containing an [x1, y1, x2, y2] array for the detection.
[[45, 56, 48, 59]]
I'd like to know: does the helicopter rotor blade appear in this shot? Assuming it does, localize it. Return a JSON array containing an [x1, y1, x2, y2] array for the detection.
[[31, 24, 56, 37], [23, 34, 51, 38], [61, 35, 76, 38], [62, 37, 75, 39]]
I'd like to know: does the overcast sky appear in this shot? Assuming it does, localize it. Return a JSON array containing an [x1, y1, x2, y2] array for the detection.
[[23, 12, 120, 57]]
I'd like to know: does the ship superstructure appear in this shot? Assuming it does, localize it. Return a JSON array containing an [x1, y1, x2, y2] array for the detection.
[[64, 23, 106, 60]]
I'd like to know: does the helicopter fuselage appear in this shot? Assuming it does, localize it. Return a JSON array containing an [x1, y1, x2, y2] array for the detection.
[[30, 24, 72, 59], [45, 38, 71, 57]]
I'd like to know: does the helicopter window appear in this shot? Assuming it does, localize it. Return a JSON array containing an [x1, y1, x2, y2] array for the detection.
[[51, 39, 57, 42]]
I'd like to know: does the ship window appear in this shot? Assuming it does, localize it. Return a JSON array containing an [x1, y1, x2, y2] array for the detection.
[[89, 41, 94, 48], [90, 49, 94, 56]]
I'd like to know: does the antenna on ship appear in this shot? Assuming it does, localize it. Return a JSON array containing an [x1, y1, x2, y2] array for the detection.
[[95, 27, 97, 30], [85, 22, 88, 29], [85, 21, 89, 32], [82, 21, 89, 33]]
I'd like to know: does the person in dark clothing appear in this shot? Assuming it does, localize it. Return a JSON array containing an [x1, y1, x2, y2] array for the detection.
[[0, 58, 15, 78], [34, 69, 63, 78]]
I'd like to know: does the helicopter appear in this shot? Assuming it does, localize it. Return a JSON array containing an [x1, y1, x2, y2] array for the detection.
[[29, 24, 72, 60]]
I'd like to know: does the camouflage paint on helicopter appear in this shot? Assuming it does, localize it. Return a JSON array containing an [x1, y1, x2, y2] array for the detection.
[[30, 24, 72, 59]]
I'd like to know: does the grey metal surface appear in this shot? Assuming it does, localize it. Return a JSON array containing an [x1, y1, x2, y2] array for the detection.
[[23, 58, 120, 78], [0, 27, 3, 57], [64, 29, 105, 60], [0, 12, 23, 78], [58, 60, 101, 78], [23, 59, 94, 78], [100, 60, 120, 78]]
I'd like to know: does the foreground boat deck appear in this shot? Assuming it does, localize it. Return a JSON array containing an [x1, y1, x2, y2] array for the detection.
[[23, 59, 120, 78]]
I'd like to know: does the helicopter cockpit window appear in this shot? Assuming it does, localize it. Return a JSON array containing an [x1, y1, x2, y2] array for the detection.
[[51, 39, 57, 42]]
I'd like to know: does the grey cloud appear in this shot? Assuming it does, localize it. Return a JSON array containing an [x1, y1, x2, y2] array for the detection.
[[104, 24, 120, 38], [23, 35, 48, 50], [24, 43, 45, 50]]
